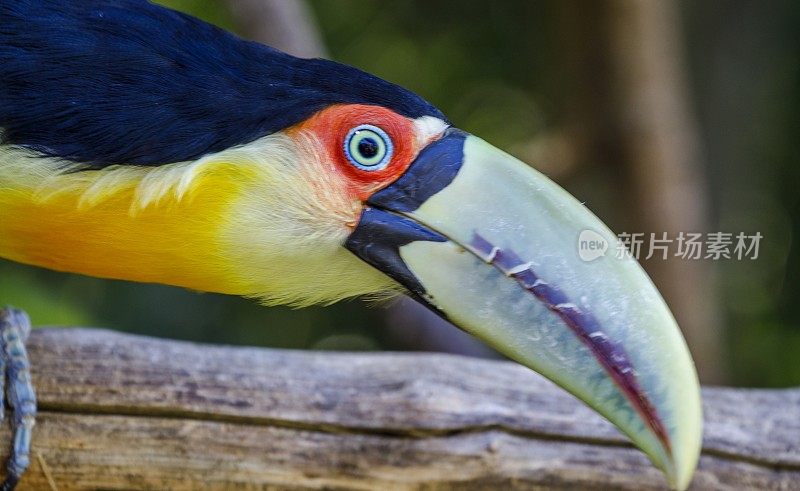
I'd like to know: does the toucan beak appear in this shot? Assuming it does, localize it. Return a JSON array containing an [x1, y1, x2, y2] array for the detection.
[[345, 128, 702, 490]]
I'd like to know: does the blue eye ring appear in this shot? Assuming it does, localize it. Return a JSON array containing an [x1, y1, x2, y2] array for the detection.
[[344, 124, 393, 171]]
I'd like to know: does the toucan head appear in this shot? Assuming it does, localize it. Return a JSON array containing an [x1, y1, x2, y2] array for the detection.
[[265, 102, 703, 491], [0, 2, 702, 488]]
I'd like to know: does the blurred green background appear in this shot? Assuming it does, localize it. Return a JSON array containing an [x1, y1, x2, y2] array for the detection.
[[2, 0, 798, 387]]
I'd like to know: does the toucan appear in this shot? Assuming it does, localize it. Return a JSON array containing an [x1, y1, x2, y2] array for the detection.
[[0, 1, 702, 489]]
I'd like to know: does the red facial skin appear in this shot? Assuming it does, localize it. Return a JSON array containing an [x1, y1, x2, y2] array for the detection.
[[289, 104, 422, 201]]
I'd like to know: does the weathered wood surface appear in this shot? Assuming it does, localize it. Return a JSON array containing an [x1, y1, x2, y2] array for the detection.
[[3, 328, 798, 490]]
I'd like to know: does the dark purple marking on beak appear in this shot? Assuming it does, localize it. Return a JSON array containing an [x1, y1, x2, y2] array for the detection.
[[469, 232, 672, 455]]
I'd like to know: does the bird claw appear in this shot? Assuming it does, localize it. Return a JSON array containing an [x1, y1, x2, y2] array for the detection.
[[0, 308, 36, 491]]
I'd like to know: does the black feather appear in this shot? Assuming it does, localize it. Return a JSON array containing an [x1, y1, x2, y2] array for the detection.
[[0, 0, 445, 167]]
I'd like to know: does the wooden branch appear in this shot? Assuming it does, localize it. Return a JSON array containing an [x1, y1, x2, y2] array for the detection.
[[4, 329, 798, 490]]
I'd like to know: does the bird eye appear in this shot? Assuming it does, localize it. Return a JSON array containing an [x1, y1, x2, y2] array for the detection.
[[344, 124, 393, 171]]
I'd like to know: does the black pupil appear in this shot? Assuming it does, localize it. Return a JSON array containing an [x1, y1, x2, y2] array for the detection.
[[357, 137, 380, 160]]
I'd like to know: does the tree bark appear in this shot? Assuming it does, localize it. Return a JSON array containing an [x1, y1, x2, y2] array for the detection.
[[6, 329, 798, 490]]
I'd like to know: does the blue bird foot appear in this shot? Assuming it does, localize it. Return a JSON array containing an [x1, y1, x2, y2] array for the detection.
[[0, 308, 36, 491]]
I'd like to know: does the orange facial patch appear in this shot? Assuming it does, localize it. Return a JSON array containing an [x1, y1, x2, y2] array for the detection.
[[289, 104, 420, 201]]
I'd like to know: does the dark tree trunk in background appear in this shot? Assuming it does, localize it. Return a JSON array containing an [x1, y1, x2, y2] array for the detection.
[[558, 1, 725, 383], [226, 0, 327, 58]]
